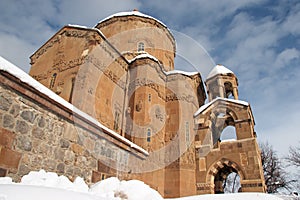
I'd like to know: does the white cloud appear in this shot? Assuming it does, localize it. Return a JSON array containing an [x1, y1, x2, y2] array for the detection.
[[0, 33, 36, 72], [55, 0, 141, 26], [0, 0, 141, 72], [274, 48, 300, 69]]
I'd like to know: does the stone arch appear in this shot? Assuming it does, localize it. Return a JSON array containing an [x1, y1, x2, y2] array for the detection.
[[206, 158, 245, 193], [207, 159, 245, 182], [209, 106, 239, 146]]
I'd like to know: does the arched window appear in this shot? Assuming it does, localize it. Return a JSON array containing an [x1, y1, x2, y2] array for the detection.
[[50, 73, 57, 89], [147, 128, 151, 142], [220, 126, 237, 141], [138, 42, 144, 52]]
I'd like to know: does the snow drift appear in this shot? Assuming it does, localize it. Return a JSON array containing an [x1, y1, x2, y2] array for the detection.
[[0, 170, 297, 200]]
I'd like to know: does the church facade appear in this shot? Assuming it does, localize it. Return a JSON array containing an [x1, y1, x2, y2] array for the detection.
[[0, 10, 265, 198]]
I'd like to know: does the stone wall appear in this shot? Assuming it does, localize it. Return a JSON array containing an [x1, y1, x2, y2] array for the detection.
[[0, 70, 146, 183]]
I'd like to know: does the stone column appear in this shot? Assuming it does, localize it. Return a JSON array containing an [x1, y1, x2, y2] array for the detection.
[[233, 88, 238, 100], [219, 86, 224, 98]]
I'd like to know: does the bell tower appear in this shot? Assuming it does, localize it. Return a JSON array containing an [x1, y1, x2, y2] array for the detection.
[[194, 64, 266, 194], [206, 64, 239, 101]]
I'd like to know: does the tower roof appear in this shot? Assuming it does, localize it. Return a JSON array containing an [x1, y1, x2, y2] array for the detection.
[[207, 64, 234, 80]]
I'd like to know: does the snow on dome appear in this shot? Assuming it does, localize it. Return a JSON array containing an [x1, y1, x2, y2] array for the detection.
[[206, 64, 234, 80], [96, 10, 168, 28]]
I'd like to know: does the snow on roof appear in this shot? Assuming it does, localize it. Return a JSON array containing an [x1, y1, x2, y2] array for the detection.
[[97, 10, 168, 28], [128, 53, 199, 77], [0, 56, 148, 156], [66, 24, 107, 38], [206, 64, 234, 80], [164, 69, 199, 76], [67, 24, 89, 29], [194, 97, 249, 117], [128, 52, 159, 63]]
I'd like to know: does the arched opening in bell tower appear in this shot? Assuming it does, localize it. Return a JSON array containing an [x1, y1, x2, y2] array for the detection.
[[214, 165, 241, 194], [224, 81, 233, 99], [220, 126, 237, 141], [210, 160, 243, 194], [211, 111, 237, 147]]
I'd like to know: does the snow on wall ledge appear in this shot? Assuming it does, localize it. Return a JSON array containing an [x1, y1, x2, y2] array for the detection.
[[0, 170, 292, 200], [0, 56, 148, 156]]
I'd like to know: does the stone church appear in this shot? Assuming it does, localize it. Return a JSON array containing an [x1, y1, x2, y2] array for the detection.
[[0, 10, 265, 197]]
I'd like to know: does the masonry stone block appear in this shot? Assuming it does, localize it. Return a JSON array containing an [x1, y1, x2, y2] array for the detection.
[[21, 110, 36, 123], [54, 148, 65, 161], [71, 143, 84, 155], [63, 124, 78, 142], [9, 104, 20, 117], [3, 114, 14, 129], [37, 116, 46, 128], [57, 163, 65, 173], [64, 150, 75, 164], [32, 126, 45, 139], [60, 138, 70, 149], [18, 164, 31, 177], [17, 135, 32, 151], [15, 120, 30, 134], [0, 128, 15, 148], [0, 94, 12, 111], [0, 147, 21, 169]]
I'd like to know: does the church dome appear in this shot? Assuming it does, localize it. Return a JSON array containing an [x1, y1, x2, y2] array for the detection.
[[94, 10, 176, 71], [207, 64, 234, 80]]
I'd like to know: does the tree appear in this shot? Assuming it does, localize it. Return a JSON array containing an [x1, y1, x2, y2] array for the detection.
[[286, 142, 300, 191], [223, 172, 241, 193], [260, 142, 295, 193], [287, 143, 300, 168]]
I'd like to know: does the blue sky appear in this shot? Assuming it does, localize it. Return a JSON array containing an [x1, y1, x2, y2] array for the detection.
[[0, 0, 299, 162]]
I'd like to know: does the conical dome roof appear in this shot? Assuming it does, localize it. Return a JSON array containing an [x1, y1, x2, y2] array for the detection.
[[207, 64, 234, 80], [96, 10, 167, 28]]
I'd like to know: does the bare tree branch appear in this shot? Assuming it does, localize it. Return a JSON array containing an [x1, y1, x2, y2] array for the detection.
[[260, 142, 296, 193]]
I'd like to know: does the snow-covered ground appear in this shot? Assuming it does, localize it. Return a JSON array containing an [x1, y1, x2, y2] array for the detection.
[[0, 170, 298, 200]]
